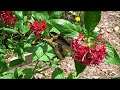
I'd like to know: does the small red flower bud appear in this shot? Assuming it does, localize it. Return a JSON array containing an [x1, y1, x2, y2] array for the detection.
[[98, 34, 102, 40], [77, 33, 83, 38]]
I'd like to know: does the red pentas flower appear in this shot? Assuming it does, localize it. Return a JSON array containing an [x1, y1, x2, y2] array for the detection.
[[29, 20, 47, 37], [40, 20, 47, 30], [98, 34, 102, 40], [78, 33, 83, 38], [0, 11, 17, 26], [71, 34, 107, 65]]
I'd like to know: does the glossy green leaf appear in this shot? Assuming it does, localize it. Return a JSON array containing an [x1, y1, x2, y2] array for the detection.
[[21, 54, 25, 62], [0, 74, 14, 79], [84, 11, 101, 33], [24, 43, 32, 51], [14, 68, 18, 78], [1, 27, 18, 34], [32, 42, 55, 62], [23, 68, 32, 73], [23, 16, 28, 23], [26, 33, 38, 43], [9, 59, 24, 67], [47, 19, 80, 32], [0, 60, 9, 73], [104, 41, 120, 65], [32, 11, 49, 20], [21, 25, 30, 34], [24, 72, 34, 79], [14, 46, 25, 61], [47, 19, 80, 38], [52, 67, 65, 79], [16, 20, 24, 30], [42, 29, 50, 37], [67, 72, 76, 79], [17, 41, 24, 49], [0, 48, 4, 54], [16, 20, 30, 35], [15, 11, 23, 19], [50, 27, 60, 34], [49, 11, 62, 19], [74, 60, 86, 76], [22, 68, 34, 79], [22, 11, 29, 16], [7, 39, 15, 47], [32, 45, 44, 61]]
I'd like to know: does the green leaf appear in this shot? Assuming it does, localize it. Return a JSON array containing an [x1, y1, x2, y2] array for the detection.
[[23, 16, 28, 23], [49, 11, 62, 19], [2, 72, 7, 76], [2, 27, 18, 34], [32, 11, 49, 20], [23, 68, 34, 79], [74, 60, 86, 76], [7, 39, 15, 47], [104, 41, 120, 65], [21, 25, 30, 34], [24, 43, 32, 51], [17, 41, 24, 48], [84, 11, 101, 33], [16, 20, 24, 30], [16, 20, 30, 35], [42, 29, 50, 37], [24, 73, 34, 79], [50, 27, 60, 34], [0, 60, 9, 73], [32, 42, 55, 62], [67, 72, 76, 79], [47, 19, 80, 38], [23, 68, 33, 73], [63, 31, 79, 38], [32, 45, 44, 61], [0, 74, 13, 79], [47, 19, 80, 32], [0, 48, 4, 54], [9, 59, 24, 67], [15, 11, 23, 19], [14, 68, 18, 78], [14, 46, 25, 61], [52, 67, 65, 79], [26, 33, 38, 43], [22, 11, 29, 16]]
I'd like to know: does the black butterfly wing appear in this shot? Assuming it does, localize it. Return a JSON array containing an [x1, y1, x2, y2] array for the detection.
[[41, 37, 64, 60], [54, 38, 71, 56], [40, 32, 71, 60]]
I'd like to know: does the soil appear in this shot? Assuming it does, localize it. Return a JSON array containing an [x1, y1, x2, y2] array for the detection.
[[10, 11, 120, 79]]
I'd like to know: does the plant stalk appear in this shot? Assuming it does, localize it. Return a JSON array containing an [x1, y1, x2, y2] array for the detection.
[[33, 59, 39, 72], [35, 66, 51, 73]]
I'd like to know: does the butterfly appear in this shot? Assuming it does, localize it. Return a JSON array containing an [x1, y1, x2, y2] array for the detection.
[[40, 32, 71, 60]]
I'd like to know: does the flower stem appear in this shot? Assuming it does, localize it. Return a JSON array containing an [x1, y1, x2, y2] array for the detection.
[[35, 66, 51, 73], [33, 59, 39, 72]]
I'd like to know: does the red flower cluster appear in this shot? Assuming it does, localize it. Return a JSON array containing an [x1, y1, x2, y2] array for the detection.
[[0, 11, 17, 26], [29, 20, 47, 37], [71, 34, 107, 65]]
